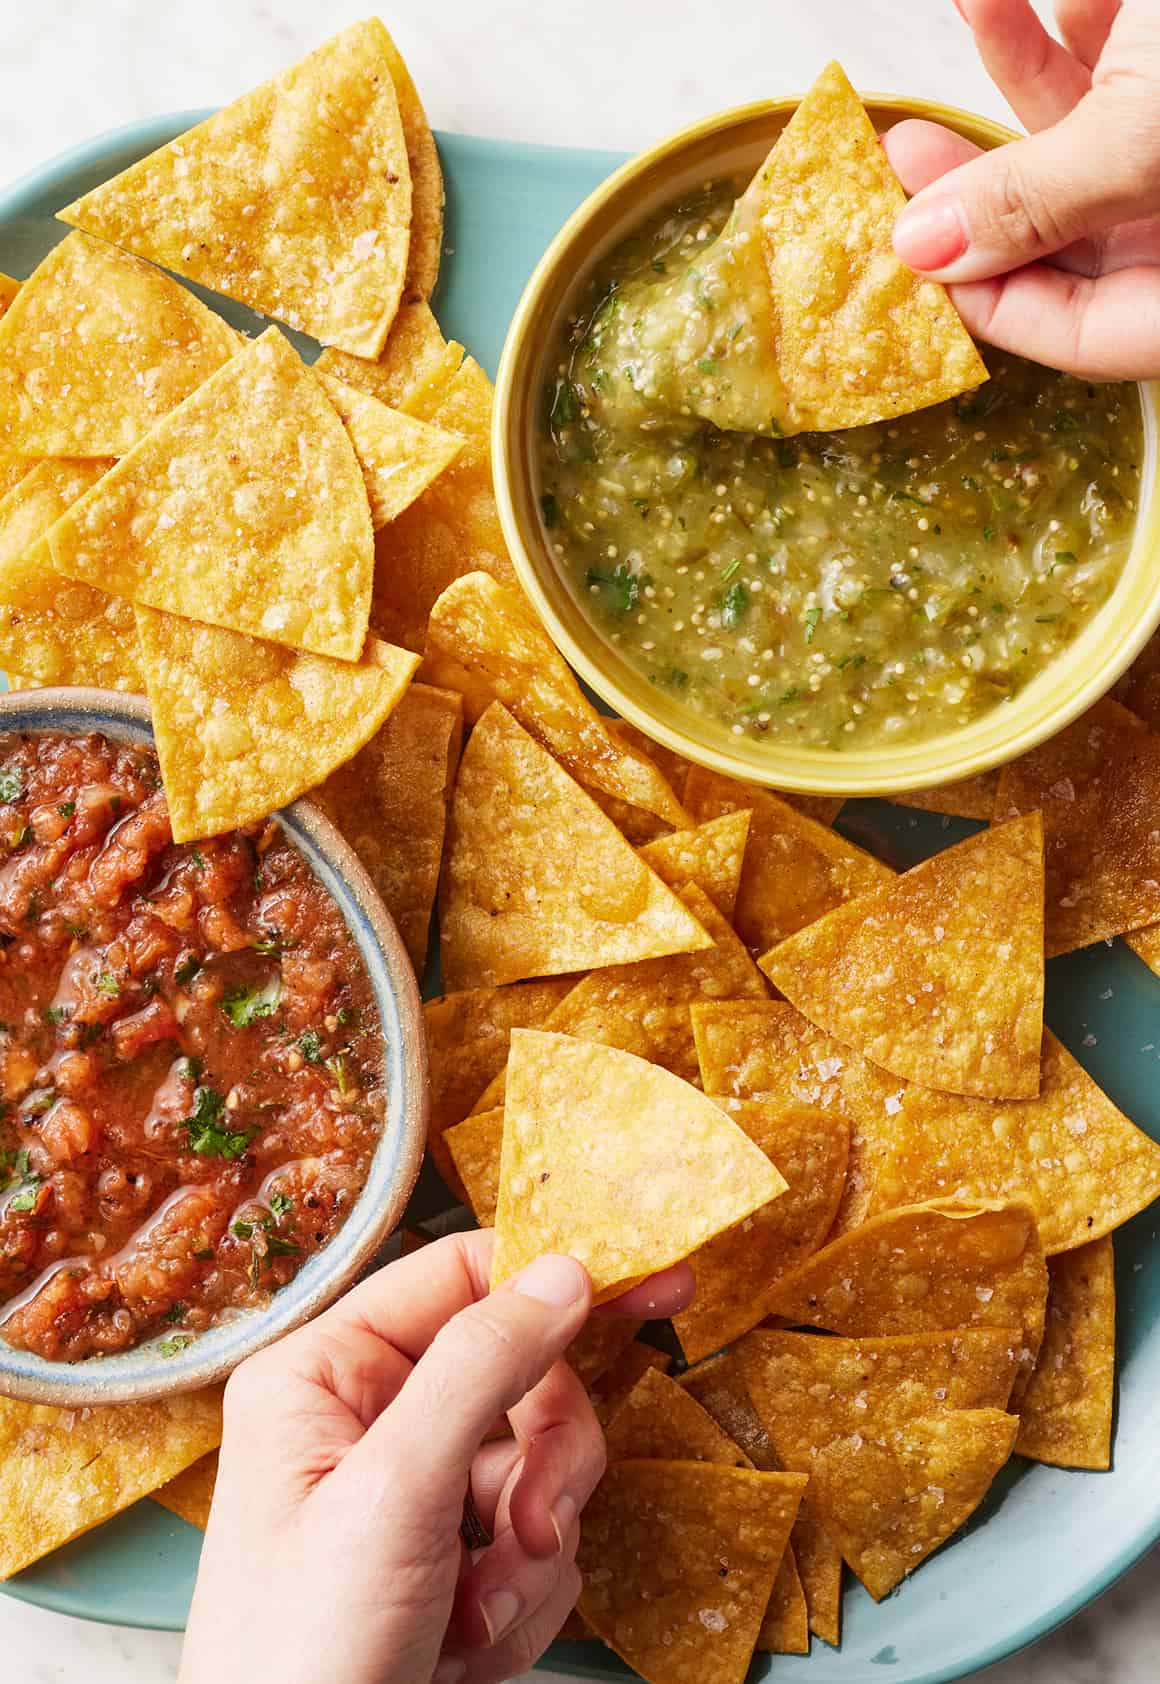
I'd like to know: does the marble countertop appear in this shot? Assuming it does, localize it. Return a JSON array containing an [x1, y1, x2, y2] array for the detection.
[[0, 1, 1156, 1678]]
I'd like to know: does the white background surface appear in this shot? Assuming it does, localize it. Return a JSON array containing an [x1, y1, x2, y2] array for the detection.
[[0, 2, 1157, 1679]]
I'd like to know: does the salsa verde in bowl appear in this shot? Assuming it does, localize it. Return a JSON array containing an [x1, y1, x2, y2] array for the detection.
[[0, 688, 427, 1406], [495, 96, 1160, 797]]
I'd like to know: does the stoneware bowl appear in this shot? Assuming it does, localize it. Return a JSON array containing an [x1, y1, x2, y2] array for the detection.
[[493, 95, 1160, 798], [0, 686, 428, 1406]]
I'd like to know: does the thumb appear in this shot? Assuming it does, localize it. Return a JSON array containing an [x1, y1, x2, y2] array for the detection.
[[892, 90, 1157, 282], [344, 1253, 591, 1519]]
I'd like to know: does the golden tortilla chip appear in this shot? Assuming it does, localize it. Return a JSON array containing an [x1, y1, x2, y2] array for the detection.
[[608, 719, 697, 805], [589, 1343, 672, 1425], [0, 233, 237, 458], [887, 773, 998, 820], [685, 765, 891, 954], [0, 458, 144, 691], [427, 572, 689, 826], [578, 1460, 806, 1684], [995, 697, 1160, 955], [567, 1318, 644, 1391], [439, 704, 712, 989], [760, 815, 1045, 1100], [681, 1350, 843, 1648], [445, 1105, 504, 1222], [44, 328, 373, 660], [675, 1100, 850, 1364], [374, 19, 443, 299], [135, 606, 418, 842], [606, 1365, 752, 1467], [638, 811, 750, 918], [369, 358, 520, 655], [765, 1198, 1048, 1398], [0, 273, 18, 316], [315, 372, 462, 529], [61, 23, 412, 357], [316, 300, 464, 412], [868, 1032, 1160, 1255], [312, 683, 463, 971], [0, 1387, 222, 1578], [1016, 1236, 1115, 1470], [422, 978, 575, 1199], [491, 1030, 787, 1300], [153, 1449, 218, 1530]]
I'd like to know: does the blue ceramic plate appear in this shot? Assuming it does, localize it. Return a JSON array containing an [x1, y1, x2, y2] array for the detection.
[[1, 114, 1159, 1683]]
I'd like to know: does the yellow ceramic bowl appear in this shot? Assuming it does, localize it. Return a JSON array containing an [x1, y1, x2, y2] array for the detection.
[[493, 94, 1160, 797]]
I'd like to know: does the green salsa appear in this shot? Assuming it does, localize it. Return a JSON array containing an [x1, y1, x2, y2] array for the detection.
[[536, 180, 1144, 750]]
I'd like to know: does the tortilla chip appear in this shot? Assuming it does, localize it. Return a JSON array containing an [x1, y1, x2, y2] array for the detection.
[[61, 23, 412, 357], [422, 978, 575, 1199], [887, 773, 999, 820], [675, 1100, 850, 1364], [374, 19, 443, 299], [606, 1365, 751, 1466], [312, 683, 463, 971], [491, 1030, 786, 1300], [567, 1318, 644, 1391], [638, 811, 750, 918], [315, 373, 462, 528], [764, 1197, 1048, 1397], [589, 1342, 673, 1425], [153, 1449, 218, 1530], [681, 1350, 843, 1647], [0, 273, 18, 316], [578, 1460, 806, 1684], [0, 459, 144, 691], [43, 328, 373, 659], [684, 765, 892, 954], [1016, 1236, 1115, 1470], [445, 1105, 504, 1222], [316, 300, 464, 412], [369, 359, 520, 655], [439, 704, 712, 989], [869, 1032, 1160, 1254], [608, 719, 697, 805], [0, 233, 237, 458], [427, 572, 689, 826], [135, 606, 418, 842], [760, 815, 1045, 1100], [994, 697, 1160, 954], [0, 1386, 222, 1578]]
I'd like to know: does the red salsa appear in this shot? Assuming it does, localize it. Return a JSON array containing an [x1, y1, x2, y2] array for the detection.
[[0, 730, 385, 1362]]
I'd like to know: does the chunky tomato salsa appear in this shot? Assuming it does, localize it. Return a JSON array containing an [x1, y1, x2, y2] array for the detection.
[[0, 730, 385, 1363]]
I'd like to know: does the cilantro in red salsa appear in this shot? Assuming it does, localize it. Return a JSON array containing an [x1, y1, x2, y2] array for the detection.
[[0, 730, 385, 1362]]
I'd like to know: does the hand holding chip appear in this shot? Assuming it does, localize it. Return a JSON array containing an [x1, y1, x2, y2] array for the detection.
[[887, 0, 1160, 378], [178, 1231, 692, 1684]]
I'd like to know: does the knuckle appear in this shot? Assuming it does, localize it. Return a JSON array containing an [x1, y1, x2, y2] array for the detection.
[[981, 156, 1076, 254], [435, 1303, 533, 1405]]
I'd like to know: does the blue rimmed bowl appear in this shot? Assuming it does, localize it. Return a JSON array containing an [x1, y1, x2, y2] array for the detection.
[[0, 686, 428, 1407]]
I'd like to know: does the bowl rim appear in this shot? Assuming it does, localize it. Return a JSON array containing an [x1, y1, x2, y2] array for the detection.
[[0, 686, 428, 1406], [493, 92, 1160, 797]]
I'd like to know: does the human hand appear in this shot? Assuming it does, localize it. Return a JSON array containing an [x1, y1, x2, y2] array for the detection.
[[885, 0, 1160, 377], [178, 1231, 693, 1684]]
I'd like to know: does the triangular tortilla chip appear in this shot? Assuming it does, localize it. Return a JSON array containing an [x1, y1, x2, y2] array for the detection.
[[1016, 1237, 1115, 1470], [315, 372, 462, 528], [995, 697, 1160, 954], [680, 1351, 842, 1647], [589, 1343, 672, 1426], [760, 815, 1045, 1100], [578, 1460, 806, 1684], [60, 22, 412, 357], [764, 1197, 1048, 1399], [0, 1387, 222, 1577], [312, 683, 463, 971], [684, 765, 892, 953], [439, 704, 712, 989], [491, 1030, 786, 1299], [0, 458, 144, 691], [135, 606, 418, 842], [153, 1450, 218, 1531], [0, 233, 237, 459], [422, 978, 575, 1200], [887, 772, 998, 820], [316, 299, 464, 412], [44, 328, 373, 660], [445, 1105, 504, 1222], [675, 1099, 850, 1364], [638, 810, 750, 918], [609, 719, 696, 805], [374, 20, 443, 299], [426, 572, 689, 826]]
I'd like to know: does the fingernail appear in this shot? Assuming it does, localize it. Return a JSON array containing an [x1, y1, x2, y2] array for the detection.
[[432, 1660, 466, 1684], [481, 1588, 521, 1646], [512, 1254, 587, 1309], [551, 1492, 578, 1552], [893, 196, 968, 271]]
